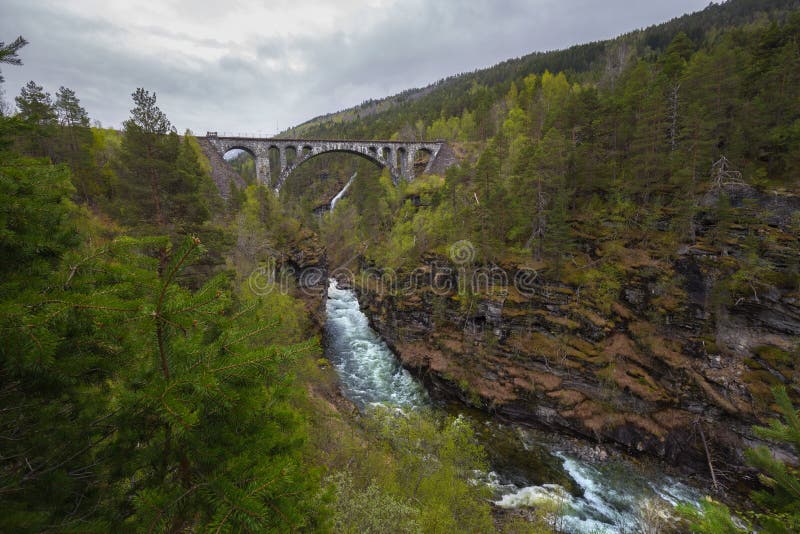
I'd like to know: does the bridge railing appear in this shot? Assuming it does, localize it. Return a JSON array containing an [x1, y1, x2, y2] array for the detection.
[[205, 131, 282, 139], [204, 133, 446, 144]]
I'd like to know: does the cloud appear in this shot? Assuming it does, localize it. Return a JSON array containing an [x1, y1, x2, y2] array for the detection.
[[0, 0, 710, 134]]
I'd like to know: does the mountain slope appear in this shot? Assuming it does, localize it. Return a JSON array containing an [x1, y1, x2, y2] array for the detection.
[[286, 0, 800, 140]]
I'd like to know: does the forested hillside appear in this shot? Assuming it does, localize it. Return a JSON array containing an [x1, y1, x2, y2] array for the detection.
[[278, 1, 800, 530], [290, 0, 800, 143], [300, 0, 800, 269]]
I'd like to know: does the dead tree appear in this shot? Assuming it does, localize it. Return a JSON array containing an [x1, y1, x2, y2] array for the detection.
[[710, 156, 745, 190]]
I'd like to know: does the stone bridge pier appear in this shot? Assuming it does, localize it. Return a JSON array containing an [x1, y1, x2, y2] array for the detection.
[[202, 134, 451, 192]]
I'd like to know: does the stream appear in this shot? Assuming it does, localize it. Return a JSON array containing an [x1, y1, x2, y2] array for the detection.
[[324, 279, 700, 533]]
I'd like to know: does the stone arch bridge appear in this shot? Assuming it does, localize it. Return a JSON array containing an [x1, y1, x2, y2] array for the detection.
[[202, 133, 452, 192]]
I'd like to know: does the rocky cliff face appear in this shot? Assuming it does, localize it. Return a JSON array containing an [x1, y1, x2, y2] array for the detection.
[[353, 189, 800, 478], [289, 229, 329, 326]]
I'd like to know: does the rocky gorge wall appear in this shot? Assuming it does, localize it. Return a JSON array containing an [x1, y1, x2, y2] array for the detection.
[[351, 190, 800, 481]]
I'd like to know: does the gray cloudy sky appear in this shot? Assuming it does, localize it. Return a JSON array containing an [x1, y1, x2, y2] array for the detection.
[[0, 0, 710, 135]]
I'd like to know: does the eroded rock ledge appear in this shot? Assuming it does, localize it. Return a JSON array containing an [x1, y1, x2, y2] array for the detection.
[[352, 249, 799, 479]]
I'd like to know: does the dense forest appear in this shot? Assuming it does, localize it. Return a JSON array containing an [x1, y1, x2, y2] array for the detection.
[[3, 0, 800, 531]]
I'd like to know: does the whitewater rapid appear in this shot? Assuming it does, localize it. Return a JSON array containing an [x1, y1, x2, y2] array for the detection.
[[325, 279, 428, 408]]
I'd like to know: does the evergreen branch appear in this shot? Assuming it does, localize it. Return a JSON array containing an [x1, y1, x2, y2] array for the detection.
[[37, 300, 146, 325], [36, 300, 141, 314], [62, 245, 115, 289], [227, 301, 260, 322], [6, 430, 115, 488], [221, 321, 280, 351], [157, 237, 201, 309], [145, 482, 207, 534], [211, 355, 274, 374], [62, 265, 160, 293], [158, 314, 189, 335], [23, 325, 43, 350], [213, 473, 286, 533], [0, 36, 28, 66], [216, 342, 312, 373], [159, 395, 192, 431], [171, 295, 221, 316], [154, 238, 201, 381]]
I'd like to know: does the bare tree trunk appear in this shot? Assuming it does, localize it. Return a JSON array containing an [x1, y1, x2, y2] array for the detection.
[[669, 83, 680, 151], [698, 420, 720, 492]]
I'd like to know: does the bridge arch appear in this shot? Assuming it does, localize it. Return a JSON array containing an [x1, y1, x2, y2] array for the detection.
[[222, 145, 257, 159], [275, 147, 388, 191]]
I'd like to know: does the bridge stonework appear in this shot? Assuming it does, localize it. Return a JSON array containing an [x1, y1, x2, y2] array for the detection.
[[201, 134, 447, 191]]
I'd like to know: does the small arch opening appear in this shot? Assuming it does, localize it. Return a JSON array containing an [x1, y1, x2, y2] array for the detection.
[[223, 148, 256, 185], [286, 146, 298, 166], [268, 145, 280, 173], [413, 148, 433, 174]]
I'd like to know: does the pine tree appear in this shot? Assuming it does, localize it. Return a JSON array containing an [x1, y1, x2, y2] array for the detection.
[[54, 86, 89, 128], [531, 128, 569, 261], [0, 232, 326, 531], [544, 178, 573, 276], [15, 80, 55, 125], [745, 386, 800, 533], [568, 85, 610, 196], [473, 136, 503, 258], [1, 95, 323, 530], [681, 42, 742, 183], [14, 80, 56, 157], [51, 86, 97, 201], [741, 13, 800, 184], [622, 61, 670, 198], [100, 236, 324, 532], [169, 135, 211, 228], [686, 386, 800, 533], [0, 149, 97, 531], [662, 32, 694, 153], [117, 88, 178, 231]]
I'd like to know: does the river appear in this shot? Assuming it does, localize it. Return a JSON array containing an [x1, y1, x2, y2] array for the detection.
[[324, 279, 699, 533]]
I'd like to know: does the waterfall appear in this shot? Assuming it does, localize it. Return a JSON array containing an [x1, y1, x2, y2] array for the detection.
[[330, 172, 357, 212]]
